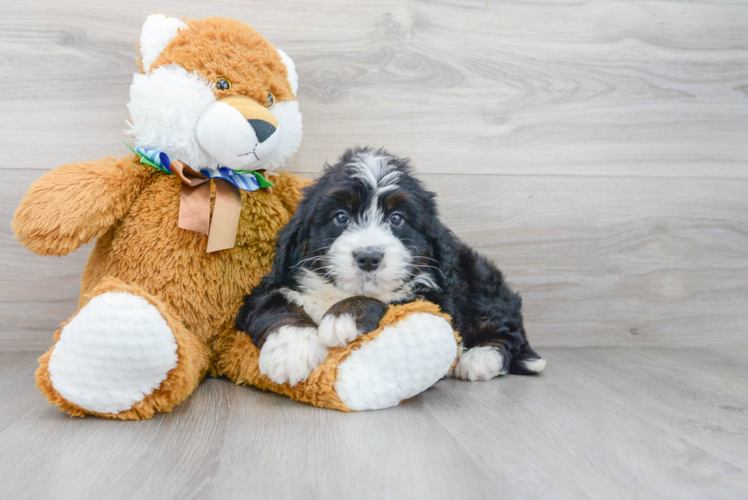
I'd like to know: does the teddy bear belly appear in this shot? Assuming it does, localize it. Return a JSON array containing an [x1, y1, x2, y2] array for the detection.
[[80, 181, 281, 350]]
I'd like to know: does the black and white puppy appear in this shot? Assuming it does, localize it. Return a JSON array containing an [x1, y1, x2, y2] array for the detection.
[[236, 147, 546, 386]]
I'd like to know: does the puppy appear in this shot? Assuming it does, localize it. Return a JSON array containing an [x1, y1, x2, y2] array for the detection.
[[236, 147, 546, 386]]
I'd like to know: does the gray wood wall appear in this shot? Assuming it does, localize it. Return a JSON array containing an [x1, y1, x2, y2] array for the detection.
[[1, 0, 747, 350]]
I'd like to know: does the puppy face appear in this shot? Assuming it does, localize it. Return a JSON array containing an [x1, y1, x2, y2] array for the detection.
[[272, 148, 450, 304]]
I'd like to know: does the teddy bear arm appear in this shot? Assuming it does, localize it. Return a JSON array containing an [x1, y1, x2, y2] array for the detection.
[[12, 156, 150, 256]]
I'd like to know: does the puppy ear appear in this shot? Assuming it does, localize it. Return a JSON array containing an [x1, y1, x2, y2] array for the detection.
[[268, 181, 324, 284], [419, 189, 457, 291], [428, 221, 458, 292], [268, 215, 307, 285]]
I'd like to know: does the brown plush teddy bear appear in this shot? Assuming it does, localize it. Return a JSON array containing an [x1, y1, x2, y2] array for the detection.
[[11, 14, 458, 419]]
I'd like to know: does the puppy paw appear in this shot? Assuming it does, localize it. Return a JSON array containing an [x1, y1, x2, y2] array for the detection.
[[517, 357, 547, 374], [259, 326, 328, 386], [318, 296, 388, 348], [318, 314, 361, 348], [454, 346, 508, 381]]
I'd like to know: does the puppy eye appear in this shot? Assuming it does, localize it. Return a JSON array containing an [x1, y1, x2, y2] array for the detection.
[[266, 93, 276, 108], [334, 211, 349, 225], [389, 213, 404, 227], [216, 78, 231, 90]]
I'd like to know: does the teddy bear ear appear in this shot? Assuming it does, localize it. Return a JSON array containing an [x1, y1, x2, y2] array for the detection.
[[139, 14, 188, 72], [276, 49, 299, 96]]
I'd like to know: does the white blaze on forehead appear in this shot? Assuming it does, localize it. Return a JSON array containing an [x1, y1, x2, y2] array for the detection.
[[349, 152, 401, 191], [347, 151, 402, 225]]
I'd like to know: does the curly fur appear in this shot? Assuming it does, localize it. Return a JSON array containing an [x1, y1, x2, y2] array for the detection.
[[237, 147, 545, 381]]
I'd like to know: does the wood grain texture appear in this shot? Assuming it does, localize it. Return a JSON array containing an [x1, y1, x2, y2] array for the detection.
[[1, 347, 747, 499], [1, 0, 747, 177], [1, 0, 748, 349]]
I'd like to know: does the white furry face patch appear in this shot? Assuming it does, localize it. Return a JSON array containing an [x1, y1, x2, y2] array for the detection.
[[327, 217, 411, 297], [127, 65, 217, 169]]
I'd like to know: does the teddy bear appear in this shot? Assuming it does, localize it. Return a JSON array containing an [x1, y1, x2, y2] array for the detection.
[[11, 14, 458, 419]]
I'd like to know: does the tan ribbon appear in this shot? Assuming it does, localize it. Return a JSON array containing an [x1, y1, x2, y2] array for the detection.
[[172, 159, 243, 253]]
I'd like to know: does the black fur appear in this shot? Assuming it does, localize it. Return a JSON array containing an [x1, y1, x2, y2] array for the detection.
[[236, 147, 543, 374], [322, 296, 388, 335], [238, 284, 316, 348]]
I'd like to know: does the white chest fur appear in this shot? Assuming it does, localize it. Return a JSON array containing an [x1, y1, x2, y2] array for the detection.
[[280, 269, 416, 323]]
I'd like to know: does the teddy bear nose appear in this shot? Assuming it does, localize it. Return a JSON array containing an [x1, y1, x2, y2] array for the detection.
[[248, 119, 276, 143]]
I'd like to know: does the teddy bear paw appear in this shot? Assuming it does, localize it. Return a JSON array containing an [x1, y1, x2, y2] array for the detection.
[[47, 292, 179, 415], [334, 312, 457, 411]]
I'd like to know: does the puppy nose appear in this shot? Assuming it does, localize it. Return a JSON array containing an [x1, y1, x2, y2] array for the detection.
[[248, 119, 276, 143], [354, 251, 383, 271]]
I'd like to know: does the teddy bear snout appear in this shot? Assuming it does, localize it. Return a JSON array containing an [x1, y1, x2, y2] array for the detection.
[[195, 98, 282, 171]]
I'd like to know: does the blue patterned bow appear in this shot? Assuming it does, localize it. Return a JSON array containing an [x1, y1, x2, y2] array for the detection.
[[123, 142, 274, 252], [124, 142, 274, 191]]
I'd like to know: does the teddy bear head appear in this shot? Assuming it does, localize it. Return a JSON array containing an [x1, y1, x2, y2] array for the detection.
[[126, 14, 302, 174]]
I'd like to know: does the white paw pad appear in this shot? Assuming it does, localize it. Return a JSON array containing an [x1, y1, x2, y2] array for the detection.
[[48, 292, 178, 414], [259, 326, 328, 386], [335, 313, 457, 411], [454, 346, 507, 381], [318, 314, 360, 348]]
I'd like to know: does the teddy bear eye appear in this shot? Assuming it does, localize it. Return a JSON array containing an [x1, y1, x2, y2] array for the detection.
[[266, 93, 275, 109], [216, 78, 231, 90]]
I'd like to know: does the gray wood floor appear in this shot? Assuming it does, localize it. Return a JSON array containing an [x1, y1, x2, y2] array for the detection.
[[1, 346, 747, 500]]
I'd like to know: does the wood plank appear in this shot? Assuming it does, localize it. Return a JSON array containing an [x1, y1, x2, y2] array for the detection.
[[0, 354, 496, 499], [0, 352, 44, 433], [0, 357, 233, 500], [3, 168, 746, 349], [0, 0, 746, 178], [206, 385, 497, 499], [2, 347, 747, 499], [632, 345, 748, 388], [428, 173, 748, 348], [423, 347, 748, 499]]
